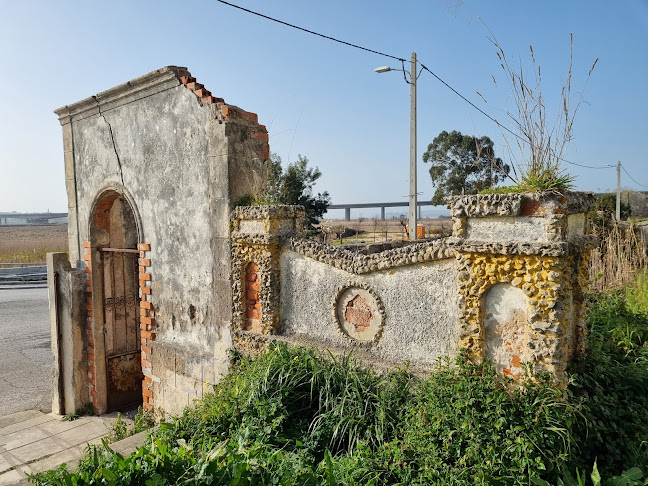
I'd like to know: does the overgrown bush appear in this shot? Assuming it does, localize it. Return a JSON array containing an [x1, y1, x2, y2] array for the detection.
[[31, 276, 648, 485]]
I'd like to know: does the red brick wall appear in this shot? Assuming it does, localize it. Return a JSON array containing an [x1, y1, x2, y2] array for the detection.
[[245, 262, 261, 332], [138, 243, 155, 411]]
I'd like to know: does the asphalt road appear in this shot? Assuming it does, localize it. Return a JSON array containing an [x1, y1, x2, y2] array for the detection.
[[0, 287, 51, 416]]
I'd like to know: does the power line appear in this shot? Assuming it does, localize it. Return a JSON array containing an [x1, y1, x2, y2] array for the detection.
[[214, 0, 406, 62], [418, 63, 521, 142], [558, 158, 611, 170], [418, 64, 612, 170], [621, 164, 648, 188], [215, 1, 622, 173]]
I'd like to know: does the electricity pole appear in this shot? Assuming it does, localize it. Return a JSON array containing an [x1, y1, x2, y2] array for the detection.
[[409, 52, 417, 241], [374, 52, 418, 240], [616, 161, 621, 221]]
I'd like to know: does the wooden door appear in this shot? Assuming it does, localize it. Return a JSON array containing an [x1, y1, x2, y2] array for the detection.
[[100, 247, 142, 411]]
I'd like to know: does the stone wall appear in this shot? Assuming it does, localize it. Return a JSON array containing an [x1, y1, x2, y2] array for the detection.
[[232, 192, 595, 379]]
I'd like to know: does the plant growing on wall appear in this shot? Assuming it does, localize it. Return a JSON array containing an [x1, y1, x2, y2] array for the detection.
[[489, 33, 598, 192]]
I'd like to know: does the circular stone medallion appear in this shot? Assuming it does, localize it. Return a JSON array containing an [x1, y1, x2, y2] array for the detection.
[[335, 287, 383, 342]]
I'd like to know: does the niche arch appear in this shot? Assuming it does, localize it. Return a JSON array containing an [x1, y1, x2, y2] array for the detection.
[[87, 188, 144, 413], [483, 282, 531, 378]]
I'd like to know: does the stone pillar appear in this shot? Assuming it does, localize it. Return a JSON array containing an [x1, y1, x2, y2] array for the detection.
[[230, 206, 304, 352], [47, 252, 88, 414], [448, 192, 595, 378]]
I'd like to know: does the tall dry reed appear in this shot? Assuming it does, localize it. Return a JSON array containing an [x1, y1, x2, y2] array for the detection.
[[588, 216, 647, 292]]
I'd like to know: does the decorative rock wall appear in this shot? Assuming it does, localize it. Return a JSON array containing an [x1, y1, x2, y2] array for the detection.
[[232, 192, 595, 378], [448, 192, 595, 378]]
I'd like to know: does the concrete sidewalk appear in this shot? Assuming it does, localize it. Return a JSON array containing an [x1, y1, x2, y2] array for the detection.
[[0, 410, 147, 485]]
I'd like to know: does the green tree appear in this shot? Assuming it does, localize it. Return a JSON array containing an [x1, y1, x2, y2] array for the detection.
[[260, 153, 331, 226], [595, 193, 631, 220], [422, 130, 510, 205]]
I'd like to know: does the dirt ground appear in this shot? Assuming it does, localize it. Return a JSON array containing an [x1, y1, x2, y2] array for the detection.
[[0, 224, 68, 262]]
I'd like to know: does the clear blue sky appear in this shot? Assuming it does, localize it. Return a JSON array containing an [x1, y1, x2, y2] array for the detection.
[[1, 0, 647, 214]]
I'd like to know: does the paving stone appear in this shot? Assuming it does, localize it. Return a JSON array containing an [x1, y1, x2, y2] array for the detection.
[[9, 437, 64, 464], [0, 470, 24, 486], [55, 421, 111, 448], [0, 414, 57, 437], [39, 417, 93, 436], [0, 451, 18, 473], [1, 427, 49, 450], [27, 447, 81, 474], [111, 429, 149, 457], [0, 411, 42, 430]]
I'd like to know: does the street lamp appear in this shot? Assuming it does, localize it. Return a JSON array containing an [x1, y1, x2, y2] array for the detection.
[[375, 52, 418, 241]]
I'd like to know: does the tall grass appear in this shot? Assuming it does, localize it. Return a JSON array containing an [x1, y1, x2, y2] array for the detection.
[[486, 31, 597, 192], [31, 277, 648, 485], [589, 217, 647, 292]]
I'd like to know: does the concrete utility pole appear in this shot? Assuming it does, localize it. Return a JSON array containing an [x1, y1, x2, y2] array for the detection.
[[374, 52, 419, 240], [409, 52, 418, 241], [616, 160, 621, 221]]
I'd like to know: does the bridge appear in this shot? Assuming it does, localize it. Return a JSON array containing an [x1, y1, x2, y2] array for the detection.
[[0, 212, 68, 225], [327, 201, 438, 221]]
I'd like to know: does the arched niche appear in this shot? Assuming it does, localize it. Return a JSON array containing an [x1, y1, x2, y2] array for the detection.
[[483, 282, 531, 378], [88, 189, 142, 413]]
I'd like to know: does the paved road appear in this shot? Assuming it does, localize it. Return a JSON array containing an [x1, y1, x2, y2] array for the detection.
[[0, 288, 51, 416]]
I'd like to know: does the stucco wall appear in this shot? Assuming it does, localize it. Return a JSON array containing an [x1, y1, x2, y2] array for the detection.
[[279, 250, 460, 369], [54, 66, 268, 415]]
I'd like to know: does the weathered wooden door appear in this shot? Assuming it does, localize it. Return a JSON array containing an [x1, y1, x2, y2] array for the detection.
[[100, 247, 142, 411]]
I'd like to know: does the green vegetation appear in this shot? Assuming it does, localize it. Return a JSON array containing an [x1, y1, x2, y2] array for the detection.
[[59, 403, 97, 422], [107, 407, 156, 443], [32, 276, 648, 485], [594, 194, 632, 221], [422, 130, 511, 204], [234, 153, 331, 226]]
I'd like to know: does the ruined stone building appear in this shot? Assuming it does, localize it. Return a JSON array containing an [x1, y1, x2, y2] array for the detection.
[[49, 67, 595, 417], [50, 66, 268, 414]]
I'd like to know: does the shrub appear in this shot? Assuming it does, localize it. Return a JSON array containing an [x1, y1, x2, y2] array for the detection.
[[31, 276, 648, 485]]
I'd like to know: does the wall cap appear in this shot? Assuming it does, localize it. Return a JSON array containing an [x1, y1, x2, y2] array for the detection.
[[447, 191, 596, 218], [54, 66, 188, 125]]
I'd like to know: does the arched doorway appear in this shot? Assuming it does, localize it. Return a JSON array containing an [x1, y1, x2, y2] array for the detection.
[[90, 190, 142, 412]]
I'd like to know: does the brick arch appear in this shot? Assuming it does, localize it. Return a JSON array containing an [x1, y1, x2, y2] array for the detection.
[[84, 189, 152, 413], [244, 262, 262, 332], [87, 186, 143, 245]]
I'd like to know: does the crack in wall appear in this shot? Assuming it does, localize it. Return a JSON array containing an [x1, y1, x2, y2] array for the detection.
[[93, 96, 125, 186]]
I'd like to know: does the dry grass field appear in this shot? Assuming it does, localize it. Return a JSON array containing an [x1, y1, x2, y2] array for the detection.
[[0, 225, 68, 263], [319, 217, 453, 245]]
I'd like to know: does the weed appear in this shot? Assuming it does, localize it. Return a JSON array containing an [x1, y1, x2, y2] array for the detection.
[[107, 413, 129, 442], [486, 30, 597, 192], [107, 407, 156, 443], [59, 403, 96, 422], [60, 412, 78, 422]]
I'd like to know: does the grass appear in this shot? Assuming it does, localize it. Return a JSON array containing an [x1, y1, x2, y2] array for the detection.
[[0, 249, 66, 264], [0, 225, 68, 264], [31, 276, 648, 486], [589, 219, 647, 292]]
